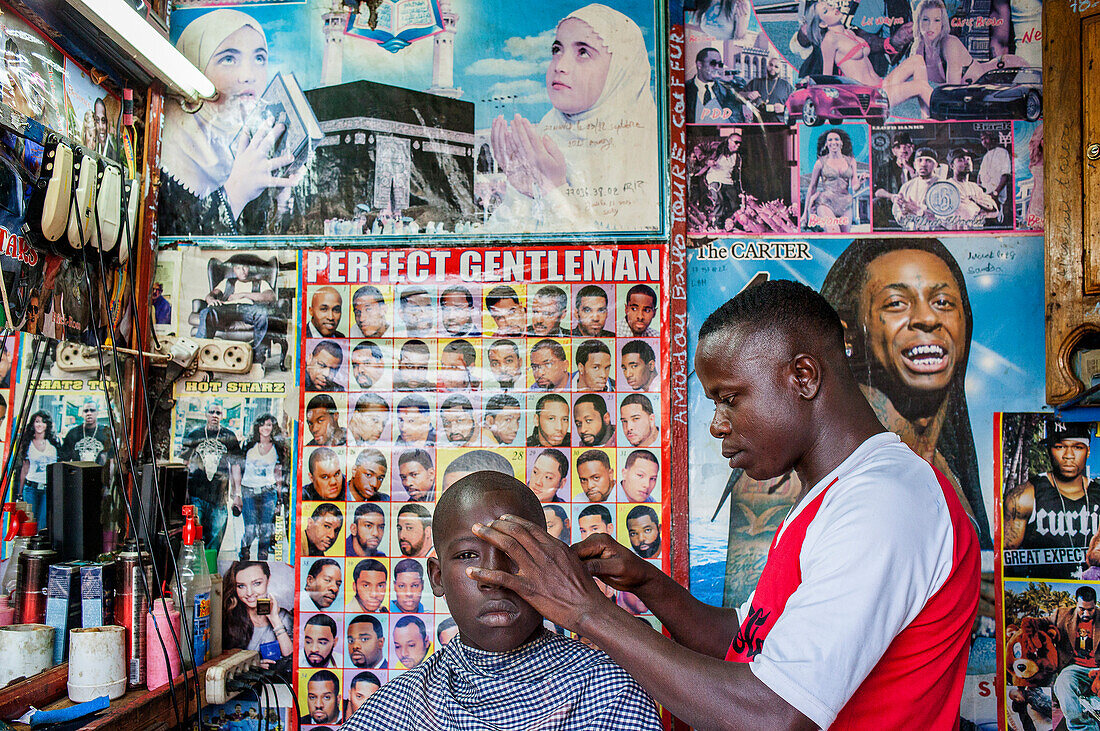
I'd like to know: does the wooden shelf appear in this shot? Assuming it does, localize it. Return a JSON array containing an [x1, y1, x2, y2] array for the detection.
[[0, 652, 236, 730]]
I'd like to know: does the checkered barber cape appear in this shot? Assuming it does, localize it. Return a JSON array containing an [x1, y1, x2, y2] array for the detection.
[[341, 629, 661, 730]]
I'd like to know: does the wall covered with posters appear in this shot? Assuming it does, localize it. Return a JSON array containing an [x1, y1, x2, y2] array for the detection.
[[679, 0, 1047, 728]]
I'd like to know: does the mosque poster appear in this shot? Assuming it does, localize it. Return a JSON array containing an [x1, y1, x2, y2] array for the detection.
[[155, 0, 668, 241], [683, 235, 1045, 728], [292, 243, 670, 724]]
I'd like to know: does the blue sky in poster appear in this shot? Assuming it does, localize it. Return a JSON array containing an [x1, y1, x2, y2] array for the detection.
[[685, 236, 1047, 605], [170, 0, 657, 131]]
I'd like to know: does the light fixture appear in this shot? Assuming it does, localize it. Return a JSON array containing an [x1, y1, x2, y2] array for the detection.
[[64, 0, 216, 103]]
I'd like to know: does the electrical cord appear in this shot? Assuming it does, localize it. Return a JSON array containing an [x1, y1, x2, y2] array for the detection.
[[77, 194, 196, 726]]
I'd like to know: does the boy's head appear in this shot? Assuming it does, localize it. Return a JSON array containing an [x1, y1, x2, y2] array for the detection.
[[427, 471, 546, 653]]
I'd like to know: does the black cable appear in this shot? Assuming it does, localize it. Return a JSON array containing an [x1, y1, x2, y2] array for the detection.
[[77, 196, 194, 726]]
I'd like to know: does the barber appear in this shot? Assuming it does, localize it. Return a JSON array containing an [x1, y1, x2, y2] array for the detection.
[[471, 280, 979, 730]]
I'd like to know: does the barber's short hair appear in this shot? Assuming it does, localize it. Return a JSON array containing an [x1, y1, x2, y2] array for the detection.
[[486, 393, 521, 413], [353, 502, 384, 521], [351, 670, 382, 688], [531, 338, 566, 362], [305, 613, 338, 635], [621, 393, 654, 414], [441, 395, 473, 413], [624, 449, 659, 471], [696, 46, 719, 64], [574, 393, 608, 417], [485, 286, 520, 309], [626, 284, 657, 306], [352, 340, 383, 359], [626, 504, 659, 525], [436, 617, 457, 641], [575, 339, 611, 366], [394, 614, 428, 641], [441, 284, 474, 308], [621, 340, 655, 364], [698, 279, 844, 354], [348, 615, 384, 637], [353, 558, 387, 582], [489, 339, 520, 358], [354, 392, 389, 413], [393, 557, 424, 579], [533, 285, 567, 313], [578, 503, 612, 525], [307, 558, 340, 580], [535, 393, 568, 414], [575, 285, 608, 307], [534, 448, 569, 480], [312, 340, 343, 361], [400, 339, 431, 358], [397, 394, 430, 413], [307, 669, 339, 691], [577, 449, 610, 470], [311, 503, 343, 522], [398, 448, 433, 471], [352, 285, 385, 305], [443, 339, 477, 367], [309, 447, 341, 475], [354, 448, 387, 472], [397, 503, 432, 526], [1078, 586, 1098, 603], [307, 394, 339, 414], [399, 287, 430, 307]]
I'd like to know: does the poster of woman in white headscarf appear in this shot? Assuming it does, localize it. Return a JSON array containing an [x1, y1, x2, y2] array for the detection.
[[156, 0, 664, 240]]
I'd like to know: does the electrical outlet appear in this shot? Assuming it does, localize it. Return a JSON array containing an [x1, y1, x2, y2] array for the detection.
[[54, 342, 106, 372], [205, 649, 261, 705], [195, 339, 253, 374]]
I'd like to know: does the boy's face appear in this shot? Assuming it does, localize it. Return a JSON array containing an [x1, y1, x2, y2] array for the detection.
[[427, 490, 544, 652]]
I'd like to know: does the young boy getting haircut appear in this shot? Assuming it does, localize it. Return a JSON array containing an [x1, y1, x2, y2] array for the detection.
[[341, 470, 661, 730]]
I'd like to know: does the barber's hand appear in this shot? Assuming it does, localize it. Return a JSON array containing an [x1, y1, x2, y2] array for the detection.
[[470, 514, 613, 631], [575, 533, 662, 594]]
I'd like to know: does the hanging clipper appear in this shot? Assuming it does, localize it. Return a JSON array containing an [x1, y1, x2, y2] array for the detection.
[[118, 175, 139, 266], [92, 159, 122, 258], [64, 150, 98, 255], [24, 135, 72, 249]]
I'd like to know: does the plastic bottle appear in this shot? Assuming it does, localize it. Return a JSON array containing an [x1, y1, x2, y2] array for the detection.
[[177, 505, 212, 668], [1, 516, 37, 597], [146, 596, 182, 690]]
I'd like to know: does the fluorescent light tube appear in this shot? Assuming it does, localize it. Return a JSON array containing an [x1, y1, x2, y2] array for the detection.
[[65, 0, 216, 102]]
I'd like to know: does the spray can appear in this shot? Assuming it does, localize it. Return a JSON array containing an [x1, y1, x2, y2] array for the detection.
[[14, 532, 57, 623], [114, 541, 153, 687]]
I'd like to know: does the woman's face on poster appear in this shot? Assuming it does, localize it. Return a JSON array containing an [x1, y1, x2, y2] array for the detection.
[[825, 132, 842, 155], [859, 249, 967, 394], [918, 5, 946, 44], [258, 419, 274, 439], [33, 415, 45, 434], [235, 565, 269, 609], [547, 18, 611, 116], [204, 26, 268, 111]]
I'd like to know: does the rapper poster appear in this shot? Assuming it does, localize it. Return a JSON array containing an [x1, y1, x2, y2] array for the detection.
[[685, 235, 1045, 727], [683, 1, 1043, 238], [292, 243, 670, 725], [996, 415, 1100, 731], [157, 0, 666, 240]]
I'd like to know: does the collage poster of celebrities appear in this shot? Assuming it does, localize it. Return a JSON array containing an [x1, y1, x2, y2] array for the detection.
[[685, 235, 1045, 728], [684, 0, 1042, 237], [292, 244, 669, 725]]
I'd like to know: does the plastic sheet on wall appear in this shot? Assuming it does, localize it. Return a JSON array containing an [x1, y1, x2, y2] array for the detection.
[[291, 243, 670, 723], [156, 0, 668, 241]]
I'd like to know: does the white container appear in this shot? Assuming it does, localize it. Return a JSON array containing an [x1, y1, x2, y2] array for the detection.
[[68, 625, 126, 701], [0, 623, 54, 687]]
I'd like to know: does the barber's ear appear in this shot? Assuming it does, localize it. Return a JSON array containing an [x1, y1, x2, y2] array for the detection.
[[790, 354, 822, 400], [426, 557, 445, 597]]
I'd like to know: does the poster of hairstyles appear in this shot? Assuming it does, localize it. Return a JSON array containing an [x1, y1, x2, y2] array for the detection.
[[293, 243, 670, 721]]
